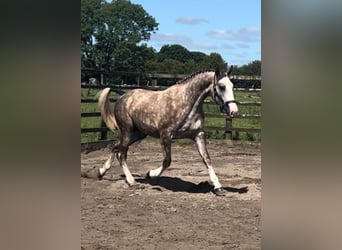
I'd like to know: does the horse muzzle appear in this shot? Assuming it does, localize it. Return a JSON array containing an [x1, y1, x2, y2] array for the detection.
[[220, 101, 238, 118]]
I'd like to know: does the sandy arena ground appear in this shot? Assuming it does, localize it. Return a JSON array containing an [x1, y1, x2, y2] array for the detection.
[[81, 139, 261, 249]]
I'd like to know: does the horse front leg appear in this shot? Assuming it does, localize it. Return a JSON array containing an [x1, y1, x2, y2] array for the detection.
[[194, 131, 225, 196], [147, 137, 172, 178]]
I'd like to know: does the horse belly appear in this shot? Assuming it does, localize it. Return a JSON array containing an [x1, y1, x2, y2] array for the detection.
[[132, 114, 161, 138], [136, 124, 160, 138]]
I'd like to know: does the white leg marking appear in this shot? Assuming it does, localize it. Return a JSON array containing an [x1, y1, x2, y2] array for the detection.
[[195, 132, 222, 189], [122, 162, 136, 186], [207, 166, 222, 189], [99, 155, 113, 176], [116, 151, 137, 186], [149, 166, 164, 178]]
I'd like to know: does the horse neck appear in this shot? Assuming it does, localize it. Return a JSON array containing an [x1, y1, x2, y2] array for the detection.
[[166, 71, 214, 123], [184, 71, 214, 104]]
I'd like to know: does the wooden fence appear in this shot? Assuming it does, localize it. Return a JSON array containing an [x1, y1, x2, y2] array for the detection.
[[81, 68, 261, 86], [81, 84, 261, 143]]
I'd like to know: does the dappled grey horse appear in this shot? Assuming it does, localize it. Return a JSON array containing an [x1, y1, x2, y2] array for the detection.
[[97, 67, 238, 196]]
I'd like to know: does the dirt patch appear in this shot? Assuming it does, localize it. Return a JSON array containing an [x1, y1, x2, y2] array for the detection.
[[81, 140, 261, 249]]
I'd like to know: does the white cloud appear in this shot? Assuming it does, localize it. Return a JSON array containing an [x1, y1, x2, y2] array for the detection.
[[230, 52, 249, 58], [176, 17, 208, 25], [221, 44, 235, 50], [151, 33, 192, 44], [192, 42, 217, 50], [235, 43, 250, 48], [207, 27, 261, 42]]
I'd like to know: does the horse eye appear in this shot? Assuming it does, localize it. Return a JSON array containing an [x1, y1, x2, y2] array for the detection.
[[218, 85, 226, 91]]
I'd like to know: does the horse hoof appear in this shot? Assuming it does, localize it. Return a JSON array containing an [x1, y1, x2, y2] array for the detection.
[[214, 187, 226, 196]]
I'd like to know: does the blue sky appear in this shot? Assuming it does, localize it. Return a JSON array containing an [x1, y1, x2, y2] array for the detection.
[[130, 0, 261, 66]]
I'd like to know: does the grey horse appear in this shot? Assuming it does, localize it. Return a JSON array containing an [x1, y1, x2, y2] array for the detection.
[[97, 67, 238, 196]]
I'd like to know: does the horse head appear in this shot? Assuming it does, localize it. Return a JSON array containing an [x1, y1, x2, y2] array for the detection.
[[212, 66, 238, 118]]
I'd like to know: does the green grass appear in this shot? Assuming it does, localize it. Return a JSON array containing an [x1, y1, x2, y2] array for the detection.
[[202, 91, 261, 140], [81, 89, 261, 142]]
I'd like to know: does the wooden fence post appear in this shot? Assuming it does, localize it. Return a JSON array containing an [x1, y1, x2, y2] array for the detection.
[[225, 117, 233, 140], [152, 78, 157, 86], [99, 119, 107, 140]]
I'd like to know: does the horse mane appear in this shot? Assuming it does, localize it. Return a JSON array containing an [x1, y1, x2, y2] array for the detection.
[[175, 69, 214, 85]]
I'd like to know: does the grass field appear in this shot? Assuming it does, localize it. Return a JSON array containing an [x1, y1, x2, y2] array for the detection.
[[81, 88, 261, 143]]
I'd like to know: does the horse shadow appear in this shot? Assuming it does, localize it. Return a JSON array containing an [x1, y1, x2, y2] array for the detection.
[[136, 176, 248, 195]]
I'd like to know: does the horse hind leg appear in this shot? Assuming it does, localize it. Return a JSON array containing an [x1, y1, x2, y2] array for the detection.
[[98, 131, 146, 186], [97, 142, 120, 179], [114, 146, 137, 186], [117, 131, 147, 186], [98, 154, 114, 178], [96, 143, 136, 186]]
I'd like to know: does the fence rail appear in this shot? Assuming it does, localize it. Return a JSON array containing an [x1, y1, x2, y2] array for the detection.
[[81, 68, 261, 83], [82, 111, 261, 119], [81, 84, 262, 92]]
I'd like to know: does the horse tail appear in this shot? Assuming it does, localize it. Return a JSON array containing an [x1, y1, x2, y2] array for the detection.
[[97, 88, 118, 131]]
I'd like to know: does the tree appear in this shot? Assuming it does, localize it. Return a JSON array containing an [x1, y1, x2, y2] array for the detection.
[[81, 0, 104, 69], [247, 60, 261, 75], [158, 44, 191, 63], [81, 0, 159, 72], [200, 53, 227, 71], [158, 59, 186, 74], [232, 60, 261, 76], [189, 51, 207, 63], [113, 43, 155, 72]]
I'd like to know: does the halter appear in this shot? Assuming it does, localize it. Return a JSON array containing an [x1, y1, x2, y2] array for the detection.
[[212, 75, 236, 114]]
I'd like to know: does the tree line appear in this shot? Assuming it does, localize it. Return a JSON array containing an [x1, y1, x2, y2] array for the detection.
[[81, 0, 261, 84]]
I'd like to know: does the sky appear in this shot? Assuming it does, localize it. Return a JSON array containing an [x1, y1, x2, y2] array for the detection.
[[130, 0, 261, 66]]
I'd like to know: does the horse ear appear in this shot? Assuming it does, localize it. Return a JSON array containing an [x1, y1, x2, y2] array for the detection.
[[227, 65, 233, 76]]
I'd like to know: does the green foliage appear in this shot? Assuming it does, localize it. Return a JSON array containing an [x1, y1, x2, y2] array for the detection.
[[199, 53, 227, 71], [158, 44, 191, 63], [232, 60, 261, 76], [158, 59, 187, 74], [139, 44, 229, 76], [81, 0, 159, 72], [203, 99, 261, 141], [81, 0, 103, 69], [190, 51, 207, 63]]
